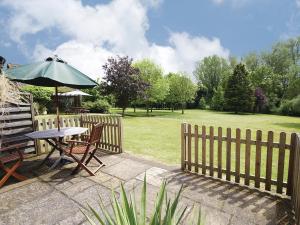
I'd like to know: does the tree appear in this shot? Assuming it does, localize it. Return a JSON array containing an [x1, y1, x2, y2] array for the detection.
[[102, 56, 148, 116], [248, 65, 282, 110], [133, 59, 169, 113], [244, 52, 260, 72], [211, 86, 225, 111], [167, 73, 196, 114], [254, 87, 267, 113], [193, 55, 231, 102], [224, 64, 254, 113]]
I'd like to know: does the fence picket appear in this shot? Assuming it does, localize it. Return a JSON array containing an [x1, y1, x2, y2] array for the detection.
[[181, 123, 186, 170], [255, 130, 262, 188], [277, 132, 286, 194], [235, 128, 241, 183], [187, 124, 192, 171], [195, 125, 199, 173], [245, 129, 251, 185], [210, 126, 214, 176], [226, 128, 231, 181], [265, 131, 274, 191], [202, 126, 206, 175], [217, 127, 222, 179], [287, 133, 296, 195]]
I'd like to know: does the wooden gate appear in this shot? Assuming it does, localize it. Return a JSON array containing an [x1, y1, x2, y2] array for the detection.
[[181, 123, 297, 195]]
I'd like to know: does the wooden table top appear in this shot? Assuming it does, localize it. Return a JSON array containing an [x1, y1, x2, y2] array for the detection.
[[25, 127, 88, 139]]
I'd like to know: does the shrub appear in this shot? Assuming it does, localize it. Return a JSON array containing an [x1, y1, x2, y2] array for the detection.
[[21, 85, 53, 113], [198, 97, 206, 109], [279, 95, 300, 116], [83, 99, 111, 113], [82, 176, 203, 225]]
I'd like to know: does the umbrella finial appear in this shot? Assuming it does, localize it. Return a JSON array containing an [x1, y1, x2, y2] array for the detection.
[[45, 55, 67, 64]]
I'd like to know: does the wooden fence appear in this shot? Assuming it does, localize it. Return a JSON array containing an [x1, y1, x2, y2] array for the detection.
[[35, 114, 123, 155], [0, 94, 37, 156], [292, 134, 300, 225], [181, 123, 297, 196]]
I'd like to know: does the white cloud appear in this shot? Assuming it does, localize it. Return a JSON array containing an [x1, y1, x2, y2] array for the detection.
[[1, 0, 230, 80], [296, 0, 300, 8], [210, 0, 250, 7]]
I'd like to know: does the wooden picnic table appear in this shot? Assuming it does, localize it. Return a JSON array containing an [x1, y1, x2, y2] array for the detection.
[[25, 127, 88, 169]]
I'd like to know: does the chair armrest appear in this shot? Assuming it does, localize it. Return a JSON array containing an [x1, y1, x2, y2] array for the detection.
[[0, 143, 27, 152]]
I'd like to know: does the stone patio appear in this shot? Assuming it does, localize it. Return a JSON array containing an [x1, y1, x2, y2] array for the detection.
[[0, 152, 295, 225]]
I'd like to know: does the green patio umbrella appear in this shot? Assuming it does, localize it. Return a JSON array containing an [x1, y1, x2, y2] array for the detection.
[[5, 56, 98, 131]]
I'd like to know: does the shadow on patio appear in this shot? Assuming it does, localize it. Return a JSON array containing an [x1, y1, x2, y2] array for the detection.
[[0, 151, 295, 225]]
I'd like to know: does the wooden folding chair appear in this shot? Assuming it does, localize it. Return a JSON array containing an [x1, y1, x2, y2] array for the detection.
[[0, 143, 28, 188], [63, 123, 104, 176]]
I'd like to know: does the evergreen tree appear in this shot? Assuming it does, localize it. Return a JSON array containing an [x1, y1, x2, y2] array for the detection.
[[224, 64, 254, 113], [211, 86, 225, 111]]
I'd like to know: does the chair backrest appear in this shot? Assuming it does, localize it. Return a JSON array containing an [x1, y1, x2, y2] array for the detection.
[[88, 123, 104, 145]]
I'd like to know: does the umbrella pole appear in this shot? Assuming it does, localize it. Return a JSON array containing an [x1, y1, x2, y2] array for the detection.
[[55, 87, 60, 131]]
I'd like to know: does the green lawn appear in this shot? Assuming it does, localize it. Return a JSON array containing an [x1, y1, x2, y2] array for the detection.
[[112, 108, 300, 165]]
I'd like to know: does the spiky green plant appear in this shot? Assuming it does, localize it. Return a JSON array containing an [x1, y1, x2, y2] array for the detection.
[[82, 176, 203, 225]]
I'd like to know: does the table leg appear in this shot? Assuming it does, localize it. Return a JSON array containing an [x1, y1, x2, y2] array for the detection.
[[49, 153, 65, 170], [38, 146, 56, 168]]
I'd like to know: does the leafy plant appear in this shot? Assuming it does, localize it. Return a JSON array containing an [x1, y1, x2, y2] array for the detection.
[[82, 176, 203, 225], [83, 99, 111, 113], [20, 85, 53, 113], [279, 95, 300, 116]]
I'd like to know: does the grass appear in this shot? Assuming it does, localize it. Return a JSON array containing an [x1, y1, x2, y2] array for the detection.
[[112, 108, 300, 163]]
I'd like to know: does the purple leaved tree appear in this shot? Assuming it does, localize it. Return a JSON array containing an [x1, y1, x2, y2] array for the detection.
[[102, 56, 149, 116]]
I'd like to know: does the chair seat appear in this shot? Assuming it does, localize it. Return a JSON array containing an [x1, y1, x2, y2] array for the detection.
[[65, 145, 95, 154], [0, 153, 21, 164]]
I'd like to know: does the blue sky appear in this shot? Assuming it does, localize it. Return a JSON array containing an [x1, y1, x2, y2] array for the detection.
[[0, 0, 299, 79]]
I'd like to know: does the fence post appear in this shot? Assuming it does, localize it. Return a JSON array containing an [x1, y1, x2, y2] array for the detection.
[[292, 134, 300, 225], [181, 123, 187, 170], [287, 133, 296, 196], [119, 116, 124, 153]]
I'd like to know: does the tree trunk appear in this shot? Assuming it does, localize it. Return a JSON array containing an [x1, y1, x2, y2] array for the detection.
[[122, 108, 125, 117], [181, 103, 184, 114], [150, 107, 153, 113], [134, 106, 136, 113], [147, 107, 149, 115]]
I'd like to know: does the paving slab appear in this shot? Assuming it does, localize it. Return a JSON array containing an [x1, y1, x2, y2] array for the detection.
[[0, 190, 81, 225], [0, 181, 53, 214], [101, 158, 152, 181]]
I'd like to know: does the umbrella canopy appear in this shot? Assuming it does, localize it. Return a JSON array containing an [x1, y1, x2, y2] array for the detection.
[[56, 90, 91, 96], [5, 56, 97, 88], [5, 56, 98, 131]]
